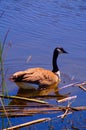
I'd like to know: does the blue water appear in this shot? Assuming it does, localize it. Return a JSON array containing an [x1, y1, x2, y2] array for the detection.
[[0, 0, 86, 129], [0, 0, 86, 79]]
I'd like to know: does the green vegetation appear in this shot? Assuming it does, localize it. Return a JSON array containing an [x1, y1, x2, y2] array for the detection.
[[0, 30, 12, 129]]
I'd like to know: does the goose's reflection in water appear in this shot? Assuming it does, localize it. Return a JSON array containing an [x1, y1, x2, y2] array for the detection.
[[9, 83, 67, 108]]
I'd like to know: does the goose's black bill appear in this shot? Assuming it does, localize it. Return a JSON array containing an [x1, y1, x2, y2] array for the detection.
[[63, 50, 68, 54]]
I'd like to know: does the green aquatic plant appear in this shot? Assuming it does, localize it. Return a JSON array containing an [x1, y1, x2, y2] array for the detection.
[[0, 30, 12, 129], [0, 40, 7, 129], [0, 30, 9, 96], [0, 42, 6, 95]]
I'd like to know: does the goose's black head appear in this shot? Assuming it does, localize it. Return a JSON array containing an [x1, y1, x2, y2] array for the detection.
[[54, 47, 68, 55]]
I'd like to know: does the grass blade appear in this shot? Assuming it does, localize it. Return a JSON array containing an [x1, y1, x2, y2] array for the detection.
[[0, 95, 48, 104]]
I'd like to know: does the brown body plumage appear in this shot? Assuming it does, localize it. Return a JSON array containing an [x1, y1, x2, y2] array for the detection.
[[10, 47, 67, 88], [10, 68, 60, 88]]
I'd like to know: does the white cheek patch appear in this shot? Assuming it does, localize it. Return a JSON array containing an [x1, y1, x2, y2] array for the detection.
[[57, 49, 62, 54], [55, 71, 61, 78]]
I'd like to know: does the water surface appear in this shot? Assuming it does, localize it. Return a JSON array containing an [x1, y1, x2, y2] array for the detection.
[[0, 0, 86, 129]]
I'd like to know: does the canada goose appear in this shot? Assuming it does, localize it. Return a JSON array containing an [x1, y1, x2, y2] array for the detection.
[[10, 47, 67, 88]]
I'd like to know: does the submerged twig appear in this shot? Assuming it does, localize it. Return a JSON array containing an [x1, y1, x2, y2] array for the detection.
[[61, 103, 71, 119], [59, 82, 79, 90], [71, 106, 86, 111], [0, 105, 86, 117], [75, 82, 86, 92], [26, 55, 32, 63], [78, 85, 86, 91], [58, 95, 77, 103], [0, 106, 63, 117], [57, 112, 72, 119], [59, 81, 86, 92], [3, 118, 51, 130]]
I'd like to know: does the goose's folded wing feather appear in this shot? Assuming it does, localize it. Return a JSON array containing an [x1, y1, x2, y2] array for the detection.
[[10, 68, 59, 85]]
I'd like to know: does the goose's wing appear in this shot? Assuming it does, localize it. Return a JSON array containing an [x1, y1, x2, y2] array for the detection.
[[10, 68, 42, 82], [10, 68, 59, 86]]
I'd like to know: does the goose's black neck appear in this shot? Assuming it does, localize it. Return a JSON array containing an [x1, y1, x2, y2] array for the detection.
[[52, 50, 59, 73]]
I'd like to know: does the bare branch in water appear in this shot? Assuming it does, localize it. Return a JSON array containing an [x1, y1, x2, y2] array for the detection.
[[3, 118, 51, 130], [57, 112, 72, 119], [75, 82, 86, 91], [58, 95, 77, 103], [0, 105, 86, 117], [59, 81, 86, 92], [59, 82, 79, 90], [61, 102, 72, 119], [26, 55, 32, 64]]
